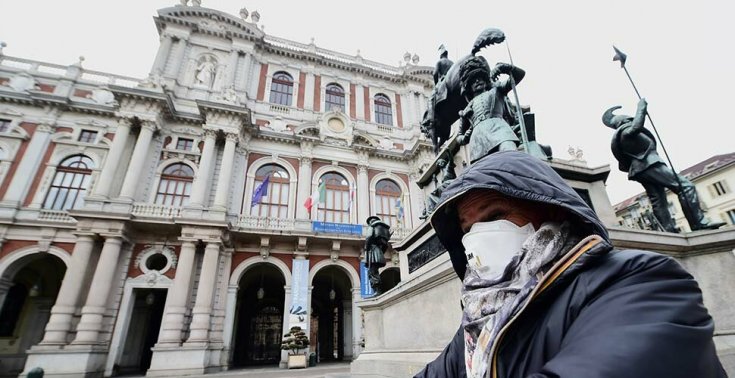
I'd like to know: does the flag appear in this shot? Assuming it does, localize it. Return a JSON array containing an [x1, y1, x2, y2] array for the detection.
[[395, 198, 404, 224], [304, 180, 326, 213], [251, 175, 270, 208]]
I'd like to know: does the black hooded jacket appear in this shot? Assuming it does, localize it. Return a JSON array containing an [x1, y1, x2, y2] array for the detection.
[[416, 151, 726, 378]]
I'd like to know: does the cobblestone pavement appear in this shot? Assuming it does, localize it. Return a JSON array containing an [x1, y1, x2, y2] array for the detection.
[[127, 362, 351, 378]]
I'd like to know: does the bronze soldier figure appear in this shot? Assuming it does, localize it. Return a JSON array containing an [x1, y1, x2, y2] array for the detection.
[[603, 98, 725, 232], [364, 216, 391, 295]]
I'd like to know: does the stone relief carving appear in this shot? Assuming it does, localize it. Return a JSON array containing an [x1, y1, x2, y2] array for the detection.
[[89, 88, 117, 106], [7, 73, 39, 92], [378, 137, 394, 150], [195, 55, 218, 87]]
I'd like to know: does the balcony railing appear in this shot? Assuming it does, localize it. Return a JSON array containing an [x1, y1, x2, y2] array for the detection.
[[37, 209, 76, 223], [131, 203, 182, 219], [237, 216, 295, 232]]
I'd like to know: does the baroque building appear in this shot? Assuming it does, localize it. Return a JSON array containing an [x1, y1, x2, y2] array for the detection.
[[614, 152, 735, 232], [0, 3, 435, 377]]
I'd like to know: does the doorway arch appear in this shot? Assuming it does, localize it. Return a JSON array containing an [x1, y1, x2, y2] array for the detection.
[[231, 262, 287, 367]]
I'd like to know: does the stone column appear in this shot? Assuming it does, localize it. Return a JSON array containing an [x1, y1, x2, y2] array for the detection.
[[71, 236, 124, 345], [188, 130, 217, 207], [119, 121, 157, 201], [156, 240, 197, 345], [351, 287, 363, 357], [2, 124, 54, 204], [39, 234, 96, 345], [185, 241, 221, 344], [92, 119, 131, 198], [279, 285, 293, 367], [152, 33, 174, 75], [357, 159, 370, 222], [408, 172, 424, 226], [166, 36, 188, 78], [226, 50, 239, 88], [296, 157, 312, 220], [212, 133, 238, 210]]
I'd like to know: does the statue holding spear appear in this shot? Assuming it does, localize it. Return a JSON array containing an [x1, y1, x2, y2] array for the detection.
[[603, 46, 725, 232]]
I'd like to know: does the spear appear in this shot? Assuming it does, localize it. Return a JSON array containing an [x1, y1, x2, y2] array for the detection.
[[612, 46, 691, 227], [504, 40, 530, 153]]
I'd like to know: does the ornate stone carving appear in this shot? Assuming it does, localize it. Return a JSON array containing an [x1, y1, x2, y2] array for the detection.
[[89, 88, 117, 106], [195, 55, 218, 87], [407, 235, 447, 273], [135, 244, 178, 276], [203, 129, 218, 140], [8, 73, 38, 92]]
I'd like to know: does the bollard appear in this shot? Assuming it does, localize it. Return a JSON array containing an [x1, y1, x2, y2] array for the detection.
[[27, 367, 44, 378]]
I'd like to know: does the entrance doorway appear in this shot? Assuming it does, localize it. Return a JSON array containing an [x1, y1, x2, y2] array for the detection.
[[116, 288, 167, 375], [310, 266, 352, 362], [0, 253, 66, 377], [232, 263, 285, 367]]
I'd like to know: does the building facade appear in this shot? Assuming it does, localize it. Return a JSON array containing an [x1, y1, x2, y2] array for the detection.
[[0, 3, 435, 377], [614, 152, 735, 232]]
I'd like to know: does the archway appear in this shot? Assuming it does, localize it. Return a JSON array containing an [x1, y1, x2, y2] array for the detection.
[[310, 265, 353, 362], [0, 253, 66, 376], [232, 263, 286, 367]]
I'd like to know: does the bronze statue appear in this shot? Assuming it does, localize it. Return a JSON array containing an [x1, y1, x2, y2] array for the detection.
[[364, 216, 392, 295], [603, 98, 725, 232], [458, 57, 524, 163], [433, 44, 453, 85]]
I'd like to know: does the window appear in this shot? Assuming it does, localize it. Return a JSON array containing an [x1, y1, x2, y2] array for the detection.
[[176, 138, 194, 151], [710, 180, 729, 197], [374, 94, 392, 125], [727, 209, 735, 225], [269, 72, 294, 106], [375, 179, 403, 227], [325, 83, 345, 112], [250, 164, 290, 218], [43, 154, 94, 210], [317, 172, 350, 223], [0, 119, 10, 132], [154, 163, 194, 207], [78, 130, 97, 143]]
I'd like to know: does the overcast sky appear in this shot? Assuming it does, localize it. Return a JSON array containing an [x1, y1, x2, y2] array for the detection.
[[2, 1, 733, 203]]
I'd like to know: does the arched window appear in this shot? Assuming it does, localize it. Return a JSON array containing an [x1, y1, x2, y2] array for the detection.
[[374, 94, 393, 126], [154, 163, 194, 207], [43, 154, 93, 210], [318, 172, 351, 223], [325, 83, 345, 112], [375, 179, 403, 227], [269, 72, 294, 106], [250, 164, 290, 218]]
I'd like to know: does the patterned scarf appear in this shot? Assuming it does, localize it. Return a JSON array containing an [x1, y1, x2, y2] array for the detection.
[[460, 221, 578, 378]]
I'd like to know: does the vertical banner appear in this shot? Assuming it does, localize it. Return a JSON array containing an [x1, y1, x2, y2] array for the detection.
[[290, 258, 310, 329], [360, 261, 375, 298]]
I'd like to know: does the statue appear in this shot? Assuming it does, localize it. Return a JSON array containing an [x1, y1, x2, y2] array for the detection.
[[433, 44, 453, 85], [364, 216, 392, 295], [420, 154, 457, 220], [195, 56, 216, 87], [602, 98, 725, 232], [457, 57, 524, 163]]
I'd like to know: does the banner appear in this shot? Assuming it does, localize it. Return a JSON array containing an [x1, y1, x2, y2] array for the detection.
[[360, 261, 375, 298], [289, 259, 310, 329], [312, 221, 363, 236]]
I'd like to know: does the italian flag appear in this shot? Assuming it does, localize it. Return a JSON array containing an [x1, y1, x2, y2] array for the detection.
[[304, 180, 326, 213]]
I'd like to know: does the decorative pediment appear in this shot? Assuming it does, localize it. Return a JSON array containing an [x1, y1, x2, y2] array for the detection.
[[294, 122, 319, 137], [353, 132, 378, 148], [317, 109, 353, 145], [157, 7, 265, 40]]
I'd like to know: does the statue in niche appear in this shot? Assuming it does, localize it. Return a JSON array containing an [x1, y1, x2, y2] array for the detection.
[[364, 216, 392, 295], [602, 98, 725, 233], [195, 55, 217, 87]]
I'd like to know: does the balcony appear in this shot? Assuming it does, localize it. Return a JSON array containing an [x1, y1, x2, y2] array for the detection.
[[37, 209, 76, 223], [236, 216, 296, 232], [131, 203, 182, 219]]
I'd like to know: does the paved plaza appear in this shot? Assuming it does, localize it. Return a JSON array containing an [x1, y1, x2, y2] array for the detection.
[[123, 362, 351, 378]]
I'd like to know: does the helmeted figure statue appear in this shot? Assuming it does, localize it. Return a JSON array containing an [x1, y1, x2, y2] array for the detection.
[[433, 44, 453, 85], [458, 56, 525, 163], [603, 98, 725, 232], [364, 216, 392, 295]]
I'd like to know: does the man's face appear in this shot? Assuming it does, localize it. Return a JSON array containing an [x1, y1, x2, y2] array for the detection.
[[470, 77, 488, 97], [457, 190, 555, 234]]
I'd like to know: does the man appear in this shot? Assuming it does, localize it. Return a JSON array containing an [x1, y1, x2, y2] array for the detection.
[[434, 44, 454, 85], [416, 151, 725, 377], [603, 98, 725, 232], [458, 56, 524, 163], [364, 216, 391, 295]]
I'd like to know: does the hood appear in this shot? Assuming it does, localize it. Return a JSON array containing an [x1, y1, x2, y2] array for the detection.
[[430, 151, 610, 279]]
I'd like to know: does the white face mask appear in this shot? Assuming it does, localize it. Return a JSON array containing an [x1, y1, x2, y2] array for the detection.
[[462, 220, 536, 280]]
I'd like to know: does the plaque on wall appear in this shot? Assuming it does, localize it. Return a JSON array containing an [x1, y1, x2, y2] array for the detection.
[[407, 235, 447, 273]]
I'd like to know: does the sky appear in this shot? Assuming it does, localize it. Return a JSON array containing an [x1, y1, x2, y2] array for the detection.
[[2, 1, 733, 204]]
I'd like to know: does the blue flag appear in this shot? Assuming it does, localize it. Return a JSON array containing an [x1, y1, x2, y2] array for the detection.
[[395, 198, 404, 223], [251, 175, 270, 207]]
